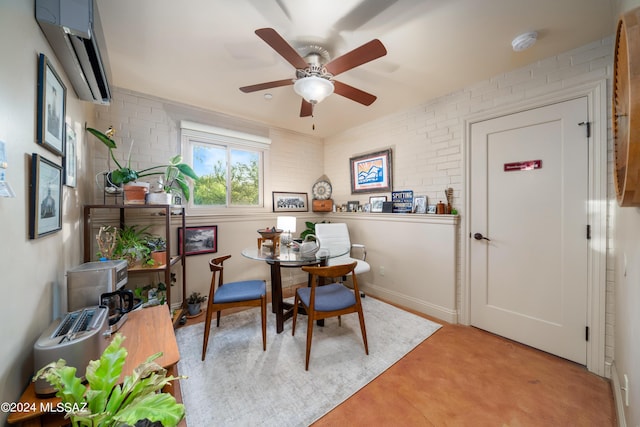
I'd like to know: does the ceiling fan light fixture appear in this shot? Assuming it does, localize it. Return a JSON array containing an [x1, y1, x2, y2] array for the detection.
[[511, 31, 538, 52], [294, 75, 334, 104]]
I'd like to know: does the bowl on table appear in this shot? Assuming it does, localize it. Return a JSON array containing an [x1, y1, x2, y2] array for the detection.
[[257, 229, 283, 239]]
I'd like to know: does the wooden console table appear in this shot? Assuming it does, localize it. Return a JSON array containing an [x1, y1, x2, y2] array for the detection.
[[7, 305, 182, 426]]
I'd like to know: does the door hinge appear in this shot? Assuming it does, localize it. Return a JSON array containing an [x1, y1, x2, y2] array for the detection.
[[578, 121, 591, 138], [585, 326, 590, 341], [586, 224, 591, 240]]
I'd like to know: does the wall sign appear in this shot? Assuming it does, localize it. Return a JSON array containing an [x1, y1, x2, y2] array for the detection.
[[392, 190, 413, 213], [504, 160, 542, 172]]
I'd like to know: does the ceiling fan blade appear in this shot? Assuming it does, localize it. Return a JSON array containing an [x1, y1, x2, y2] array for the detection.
[[300, 100, 313, 117], [255, 28, 308, 69], [239, 79, 293, 93], [333, 80, 377, 106], [324, 39, 387, 76]]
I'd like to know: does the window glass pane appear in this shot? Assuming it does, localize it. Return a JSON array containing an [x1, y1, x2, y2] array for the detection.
[[192, 143, 227, 206], [230, 149, 259, 205]]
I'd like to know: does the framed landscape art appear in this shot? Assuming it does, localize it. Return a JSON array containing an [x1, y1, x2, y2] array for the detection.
[[350, 149, 392, 194], [179, 225, 218, 256]]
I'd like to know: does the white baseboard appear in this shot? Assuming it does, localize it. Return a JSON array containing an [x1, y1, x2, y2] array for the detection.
[[360, 283, 457, 324], [611, 362, 627, 427]]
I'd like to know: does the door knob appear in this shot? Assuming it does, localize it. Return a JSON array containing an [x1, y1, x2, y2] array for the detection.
[[473, 233, 490, 241]]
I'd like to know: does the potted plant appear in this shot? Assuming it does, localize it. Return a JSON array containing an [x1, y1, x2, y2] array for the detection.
[[299, 220, 329, 241], [145, 236, 167, 267], [111, 225, 153, 267], [33, 333, 185, 427], [186, 291, 207, 316], [87, 126, 199, 202]]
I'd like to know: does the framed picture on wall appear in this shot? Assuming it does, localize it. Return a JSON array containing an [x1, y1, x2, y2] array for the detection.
[[36, 53, 66, 157], [179, 225, 218, 256], [272, 191, 308, 212], [29, 153, 62, 239], [350, 149, 392, 194], [64, 124, 77, 187]]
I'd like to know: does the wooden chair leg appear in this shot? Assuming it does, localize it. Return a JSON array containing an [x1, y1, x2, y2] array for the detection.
[[261, 295, 267, 351], [305, 310, 314, 371], [216, 310, 221, 327], [292, 293, 300, 335], [357, 308, 369, 355], [202, 304, 214, 361]]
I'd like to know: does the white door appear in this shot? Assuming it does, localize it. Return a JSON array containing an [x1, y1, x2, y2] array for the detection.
[[469, 97, 589, 365]]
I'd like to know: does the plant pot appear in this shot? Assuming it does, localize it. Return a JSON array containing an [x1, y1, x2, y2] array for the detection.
[[123, 183, 149, 205], [187, 303, 201, 316], [147, 192, 172, 205], [151, 250, 166, 267]]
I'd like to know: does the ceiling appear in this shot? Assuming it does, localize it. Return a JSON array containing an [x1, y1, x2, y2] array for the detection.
[[96, 0, 616, 138]]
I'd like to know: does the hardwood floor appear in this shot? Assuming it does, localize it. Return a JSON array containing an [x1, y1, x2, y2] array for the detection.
[[312, 303, 615, 427], [182, 289, 616, 426]]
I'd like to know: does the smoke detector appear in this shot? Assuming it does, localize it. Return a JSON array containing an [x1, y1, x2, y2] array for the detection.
[[512, 32, 538, 52]]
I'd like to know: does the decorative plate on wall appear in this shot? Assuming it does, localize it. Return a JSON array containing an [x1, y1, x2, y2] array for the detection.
[[613, 7, 640, 206], [312, 176, 332, 200]]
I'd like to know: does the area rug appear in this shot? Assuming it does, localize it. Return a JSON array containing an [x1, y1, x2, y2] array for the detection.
[[175, 297, 441, 427]]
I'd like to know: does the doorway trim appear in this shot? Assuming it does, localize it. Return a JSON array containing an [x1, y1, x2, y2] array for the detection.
[[460, 80, 608, 376]]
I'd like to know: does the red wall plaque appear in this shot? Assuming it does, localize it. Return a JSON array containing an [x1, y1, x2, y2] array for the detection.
[[504, 160, 542, 172]]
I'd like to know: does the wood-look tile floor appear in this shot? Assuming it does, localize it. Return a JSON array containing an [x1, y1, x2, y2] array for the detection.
[[182, 290, 615, 427]]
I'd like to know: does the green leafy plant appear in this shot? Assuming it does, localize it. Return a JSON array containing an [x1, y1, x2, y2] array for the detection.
[[87, 127, 199, 201], [105, 225, 165, 267], [33, 333, 185, 427], [186, 292, 207, 304], [300, 220, 329, 241], [115, 225, 153, 266]]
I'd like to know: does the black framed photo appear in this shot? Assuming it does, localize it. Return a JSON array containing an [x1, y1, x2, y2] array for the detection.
[[37, 53, 66, 157], [29, 153, 62, 239], [272, 191, 308, 212], [347, 200, 360, 212], [369, 196, 387, 213], [64, 124, 76, 187], [179, 225, 218, 256], [349, 149, 392, 194]]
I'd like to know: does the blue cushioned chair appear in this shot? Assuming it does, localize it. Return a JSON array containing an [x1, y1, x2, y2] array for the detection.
[[292, 261, 368, 370], [202, 255, 267, 360]]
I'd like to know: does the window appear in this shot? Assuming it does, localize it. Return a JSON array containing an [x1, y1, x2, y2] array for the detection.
[[181, 121, 270, 208]]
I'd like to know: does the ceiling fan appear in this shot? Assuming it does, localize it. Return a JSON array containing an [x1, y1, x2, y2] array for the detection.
[[240, 28, 387, 117]]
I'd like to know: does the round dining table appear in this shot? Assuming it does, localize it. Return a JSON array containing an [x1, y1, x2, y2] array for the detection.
[[241, 243, 350, 333]]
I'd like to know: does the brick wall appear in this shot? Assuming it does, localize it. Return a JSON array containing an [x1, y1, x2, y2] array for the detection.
[[91, 88, 324, 206], [325, 37, 615, 372]]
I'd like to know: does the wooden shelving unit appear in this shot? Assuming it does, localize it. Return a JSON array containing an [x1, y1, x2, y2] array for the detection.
[[82, 204, 187, 325]]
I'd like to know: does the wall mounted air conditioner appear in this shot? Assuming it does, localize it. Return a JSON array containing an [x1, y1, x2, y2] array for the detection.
[[35, 0, 111, 104]]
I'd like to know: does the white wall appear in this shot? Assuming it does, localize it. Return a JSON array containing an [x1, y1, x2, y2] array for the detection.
[[0, 1, 93, 421], [324, 13, 639, 424], [325, 35, 615, 365], [3, 1, 636, 425]]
